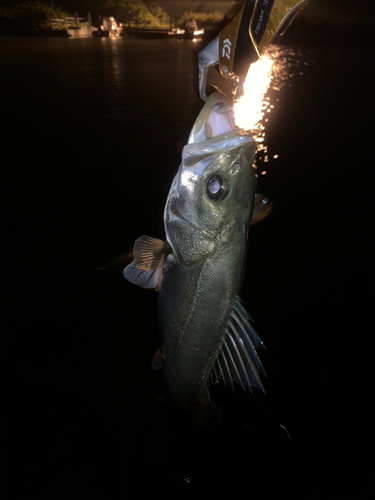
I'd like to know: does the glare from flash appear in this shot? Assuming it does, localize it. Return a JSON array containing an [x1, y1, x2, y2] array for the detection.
[[234, 55, 274, 136]]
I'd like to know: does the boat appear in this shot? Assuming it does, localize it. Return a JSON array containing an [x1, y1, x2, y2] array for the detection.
[[125, 19, 206, 40], [92, 16, 122, 38]]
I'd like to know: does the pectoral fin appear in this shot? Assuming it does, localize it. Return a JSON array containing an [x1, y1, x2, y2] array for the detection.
[[250, 193, 274, 225], [209, 297, 266, 393], [123, 236, 170, 290]]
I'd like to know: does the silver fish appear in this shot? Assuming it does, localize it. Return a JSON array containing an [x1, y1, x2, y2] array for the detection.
[[124, 91, 266, 414]]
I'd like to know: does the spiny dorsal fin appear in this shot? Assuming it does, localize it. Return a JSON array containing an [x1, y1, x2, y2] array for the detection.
[[209, 297, 266, 393], [123, 235, 170, 290]]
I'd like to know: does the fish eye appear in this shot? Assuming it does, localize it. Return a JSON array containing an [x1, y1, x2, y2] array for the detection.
[[207, 175, 226, 201]]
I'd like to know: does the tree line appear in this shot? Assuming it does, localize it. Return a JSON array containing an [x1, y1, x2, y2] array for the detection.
[[0, 0, 229, 28]]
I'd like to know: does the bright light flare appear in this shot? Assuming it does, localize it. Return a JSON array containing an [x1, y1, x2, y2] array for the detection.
[[234, 54, 274, 136]]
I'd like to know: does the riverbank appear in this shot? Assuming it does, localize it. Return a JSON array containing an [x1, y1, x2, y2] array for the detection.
[[124, 26, 214, 40], [0, 26, 98, 38], [0, 16, 95, 38]]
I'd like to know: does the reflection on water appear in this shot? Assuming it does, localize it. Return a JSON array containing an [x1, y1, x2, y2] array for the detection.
[[0, 37, 204, 212], [101, 38, 128, 122]]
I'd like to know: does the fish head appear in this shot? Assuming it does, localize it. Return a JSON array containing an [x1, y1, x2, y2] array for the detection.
[[165, 92, 258, 266]]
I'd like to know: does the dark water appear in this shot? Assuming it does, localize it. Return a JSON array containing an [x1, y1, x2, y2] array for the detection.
[[1, 15, 374, 499]]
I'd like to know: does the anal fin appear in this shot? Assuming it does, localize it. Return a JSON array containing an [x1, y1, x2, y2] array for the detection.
[[151, 346, 166, 370]]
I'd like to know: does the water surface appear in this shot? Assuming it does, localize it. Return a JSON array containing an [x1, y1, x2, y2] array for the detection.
[[1, 28, 374, 498]]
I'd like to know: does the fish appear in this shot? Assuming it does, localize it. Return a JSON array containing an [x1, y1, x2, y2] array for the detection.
[[124, 91, 267, 416]]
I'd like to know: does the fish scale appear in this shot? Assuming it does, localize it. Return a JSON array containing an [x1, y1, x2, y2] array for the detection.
[[123, 92, 267, 416], [159, 231, 248, 410]]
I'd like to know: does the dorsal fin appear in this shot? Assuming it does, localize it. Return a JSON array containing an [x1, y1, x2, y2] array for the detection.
[[209, 297, 266, 393], [123, 236, 170, 290]]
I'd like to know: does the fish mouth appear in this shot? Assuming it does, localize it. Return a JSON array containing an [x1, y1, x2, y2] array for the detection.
[[182, 91, 254, 170], [164, 92, 255, 258], [188, 91, 242, 145]]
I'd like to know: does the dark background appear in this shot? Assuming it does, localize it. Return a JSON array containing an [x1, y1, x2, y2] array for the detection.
[[1, 1, 374, 498]]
